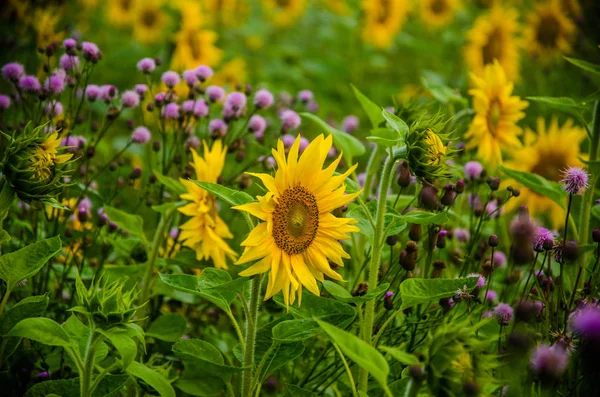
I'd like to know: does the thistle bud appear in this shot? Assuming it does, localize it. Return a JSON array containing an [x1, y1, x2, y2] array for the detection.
[[486, 176, 500, 191], [353, 282, 368, 297], [384, 291, 394, 310], [436, 230, 448, 249], [386, 234, 398, 246], [488, 234, 499, 247], [396, 160, 412, 188], [409, 223, 422, 241], [592, 229, 600, 243]]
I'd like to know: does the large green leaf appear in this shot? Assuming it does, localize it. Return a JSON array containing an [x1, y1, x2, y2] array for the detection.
[[127, 361, 175, 397], [175, 377, 225, 397], [322, 280, 390, 304], [526, 96, 586, 118], [98, 328, 137, 369], [285, 384, 318, 397], [154, 170, 187, 195], [172, 339, 244, 381], [351, 84, 385, 128], [104, 206, 147, 244], [499, 165, 567, 209], [0, 236, 61, 291], [421, 71, 465, 105], [564, 57, 600, 76], [301, 112, 366, 161], [0, 294, 49, 335], [399, 277, 479, 309], [24, 378, 79, 397], [274, 292, 356, 328], [316, 319, 390, 395], [347, 200, 407, 242], [382, 109, 409, 140], [272, 319, 321, 343], [380, 346, 419, 366], [8, 317, 72, 347], [146, 314, 187, 342], [390, 210, 449, 225], [192, 181, 254, 206], [255, 342, 305, 387]]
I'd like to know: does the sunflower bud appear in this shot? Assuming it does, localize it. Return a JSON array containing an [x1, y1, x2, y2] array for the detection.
[[2, 123, 73, 203], [406, 118, 453, 182]]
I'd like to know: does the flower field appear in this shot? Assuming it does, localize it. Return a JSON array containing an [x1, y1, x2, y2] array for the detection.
[[1, 1, 600, 396]]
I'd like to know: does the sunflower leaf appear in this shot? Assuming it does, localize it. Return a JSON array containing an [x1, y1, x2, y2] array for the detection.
[[526, 96, 587, 118], [564, 57, 600, 76], [399, 277, 479, 309], [351, 84, 386, 128], [154, 170, 187, 195], [192, 181, 254, 207], [300, 112, 366, 162], [498, 165, 567, 209]]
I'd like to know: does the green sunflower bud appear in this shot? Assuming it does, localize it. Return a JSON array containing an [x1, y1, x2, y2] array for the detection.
[[406, 115, 455, 183], [74, 272, 142, 329], [1, 122, 73, 204]]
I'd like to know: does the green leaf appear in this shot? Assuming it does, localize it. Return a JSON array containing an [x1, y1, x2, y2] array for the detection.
[[98, 328, 137, 369], [526, 96, 586, 118], [104, 206, 147, 243], [172, 339, 244, 381], [274, 292, 356, 328], [390, 210, 449, 225], [351, 84, 385, 128], [382, 109, 409, 140], [322, 281, 390, 304], [24, 378, 79, 397], [300, 112, 366, 161], [175, 377, 225, 397], [152, 201, 185, 214], [255, 342, 305, 386], [192, 181, 254, 206], [399, 277, 479, 309], [285, 384, 318, 397], [127, 361, 175, 397], [91, 374, 130, 397], [0, 236, 61, 291], [366, 128, 402, 149], [316, 319, 390, 395], [380, 346, 420, 366], [564, 57, 600, 76], [498, 165, 567, 209], [159, 270, 248, 315], [153, 170, 187, 195], [0, 294, 49, 335], [0, 229, 10, 246], [8, 317, 72, 347], [347, 200, 407, 241], [146, 314, 187, 342], [272, 319, 321, 343], [421, 71, 465, 105]]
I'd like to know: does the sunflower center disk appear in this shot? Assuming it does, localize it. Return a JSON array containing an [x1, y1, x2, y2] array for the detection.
[[272, 185, 319, 255]]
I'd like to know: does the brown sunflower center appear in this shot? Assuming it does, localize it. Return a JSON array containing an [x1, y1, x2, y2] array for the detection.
[[430, 0, 448, 15], [377, 0, 392, 24], [272, 185, 319, 255], [536, 14, 560, 48], [276, 0, 291, 7], [482, 27, 503, 65], [187, 31, 202, 60], [486, 99, 502, 136], [120, 0, 132, 11], [531, 150, 568, 182], [141, 9, 157, 27]]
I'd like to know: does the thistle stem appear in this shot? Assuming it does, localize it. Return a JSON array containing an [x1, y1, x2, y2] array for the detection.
[[242, 274, 262, 397]]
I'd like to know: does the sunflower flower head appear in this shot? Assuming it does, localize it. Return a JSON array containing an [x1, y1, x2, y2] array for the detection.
[[178, 140, 238, 270], [2, 123, 73, 203], [523, 0, 576, 62], [464, 60, 528, 166], [233, 134, 360, 306], [361, 0, 411, 49], [406, 115, 453, 182]]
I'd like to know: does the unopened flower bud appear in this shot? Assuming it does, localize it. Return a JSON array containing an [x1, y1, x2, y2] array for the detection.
[[487, 176, 500, 191], [488, 234, 499, 247], [409, 223, 422, 241]]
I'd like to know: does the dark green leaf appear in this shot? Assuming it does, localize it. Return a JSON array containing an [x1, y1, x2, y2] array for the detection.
[[564, 57, 600, 76], [92, 374, 130, 397], [274, 292, 356, 328], [256, 342, 304, 386], [421, 71, 465, 105], [172, 339, 244, 381], [272, 319, 321, 343], [146, 314, 187, 342], [526, 96, 586, 117], [24, 378, 79, 397], [390, 210, 449, 225], [98, 328, 137, 369], [399, 277, 478, 309], [301, 112, 366, 161], [175, 377, 225, 397], [285, 384, 318, 397], [104, 206, 147, 243], [192, 181, 254, 206], [0, 294, 49, 335], [127, 361, 175, 397], [322, 281, 390, 304], [499, 165, 567, 209]]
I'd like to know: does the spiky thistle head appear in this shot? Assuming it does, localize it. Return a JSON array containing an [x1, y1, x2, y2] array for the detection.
[[1, 122, 73, 204]]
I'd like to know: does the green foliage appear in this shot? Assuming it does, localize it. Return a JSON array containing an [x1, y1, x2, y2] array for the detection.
[[146, 314, 187, 342], [301, 112, 366, 162], [104, 206, 148, 245], [192, 181, 254, 206], [399, 277, 479, 309], [8, 317, 72, 347], [126, 361, 175, 397], [499, 165, 567, 208]]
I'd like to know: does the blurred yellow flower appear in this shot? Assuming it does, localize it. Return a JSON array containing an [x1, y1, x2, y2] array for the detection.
[[212, 58, 248, 89], [464, 61, 528, 165], [171, 29, 223, 71], [523, 0, 576, 62], [34, 8, 64, 48], [203, 0, 249, 27], [464, 5, 520, 81], [419, 0, 461, 28], [322, 0, 350, 16], [362, 0, 410, 49], [262, 0, 307, 28], [31, 133, 73, 181], [560, 0, 581, 17], [175, 0, 204, 30], [107, 0, 136, 26], [424, 130, 447, 166], [179, 140, 238, 269], [505, 118, 586, 228], [133, 0, 168, 44]]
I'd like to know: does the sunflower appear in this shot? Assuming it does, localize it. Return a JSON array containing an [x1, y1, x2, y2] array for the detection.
[[175, 0, 203, 30], [464, 61, 528, 165], [234, 135, 360, 306], [170, 29, 223, 71], [30, 133, 73, 181], [203, 0, 249, 27], [323, 0, 350, 16], [106, 0, 136, 26], [261, 0, 307, 27], [361, 0, 410, 49], [419, 0, 461, 28], [464, 5, 520, 81], [560, 0, 581, 17], [132, 0, 168, 44], [178, 140, 237, 270], [505, 118, 586, 228], [523, 0, 576, 62], [211, 58, 248, 90]]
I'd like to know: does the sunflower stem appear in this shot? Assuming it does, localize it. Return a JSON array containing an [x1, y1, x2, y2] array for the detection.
[[358, 152, 395, 393], [242, 274, 262, 397]]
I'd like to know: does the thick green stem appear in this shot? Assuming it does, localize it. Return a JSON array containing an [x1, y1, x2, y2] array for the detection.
[[241, 275, 262, 397], [358, 153, 395, 393], [80, 319, 100, 397]]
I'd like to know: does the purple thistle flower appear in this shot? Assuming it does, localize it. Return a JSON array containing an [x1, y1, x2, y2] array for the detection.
[[468, 273, 486, 289], [225, 92, 247, 111], [327, 146, 337, 159], [61, 135, 86, 152], [206, 85, 225, 102], [254, 89, 274, 109], [280, 109, 301, 131], [161, 71, 180, 88], [154, 92, 166, 105], [464, 161, 483, 180], [59, 54, 80, 72], [384, 291, 394, 299], [162, 103, 180, 119], [493, 250, 507, 268], [134, 84, 148, 97], [82, 41, 101, 62], [265, 156, 276, 169], [131, 126, 151, 144], [137, 58, 156, 73], [63, 38, 77, 52], [298, 89, 314, 103], [342, 115, 359, 133], [510, 207, 537, 242], [193, 99, 209, 118], [486, 200, 502, 218], [85, 84, 101, 101], [299, 136, 309, 153], [485, 290, 498, 302], [493, 303, 514, 326], [533, 227, 555, 252], [482, 310, 492, 319], [19, 75, 41, 93], [79, 197, 92, 212], [306, 101, 319, 113], [209, 119, 227, 137], [561, 167, 589, 195], [44, 100, 63, 117], [454, 228, 470, 243], [121, 90, 140, 108], [100, 85, 118, 102], [169, 227, 180, 240], [182, 70, 197, 86], [186, 136, 201, 151], [0, 95, 11, 111], [195, 65, 213, 82], [181, 100, 194, 114], [530, 344, 568, 379], [249, 114, 266, 134], [282, 134, 296, 148], [569, 304, 600, 341], [2, 62, 25, 82]]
